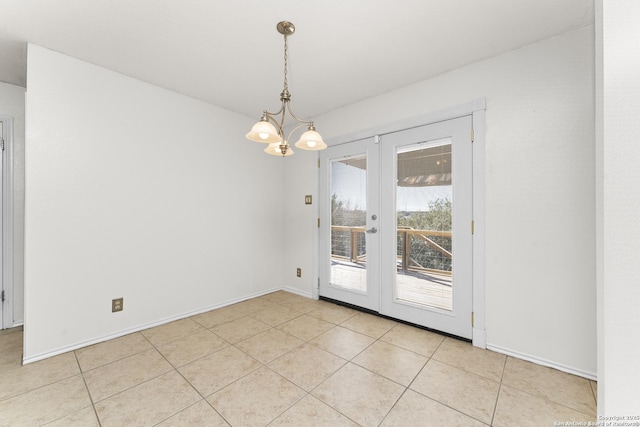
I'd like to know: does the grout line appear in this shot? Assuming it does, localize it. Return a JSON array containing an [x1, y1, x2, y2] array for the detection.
[[405, 354, 432, 392], [85, 364, 174, 405], [496, 382, 597, 419], [158, 352, 231, 426], [590, 380, 598, 403], [378, 387, 410, 426], [78, 342, 155, 374], [490, 353, 509, 425], [262, 382, 308, 426], [490, 358, 509, 426], [303, 394, 363, 427], [491, 382, 503, 426], [72, 350, 103, 427], [427, 339, 505, 385], [408, 386, 493, 425], [499, 355, 508, 382], [0, 360, 81, 404], [139, 318, 208, 348]]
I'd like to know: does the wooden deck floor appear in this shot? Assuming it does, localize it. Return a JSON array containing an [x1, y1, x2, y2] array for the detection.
[[330, 260, 453, 311]]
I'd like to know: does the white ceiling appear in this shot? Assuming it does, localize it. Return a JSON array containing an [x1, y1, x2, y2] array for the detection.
[[0, 0, 593, 119]]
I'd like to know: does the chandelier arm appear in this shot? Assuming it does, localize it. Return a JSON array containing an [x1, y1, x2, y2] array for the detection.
[[262, 101, 287, 139], [262, 115, 284, 139], [285, 122, 313, 144], [278, 101, 288, 134], [284, 99, 314, 126], [263, 102, 286, 120]]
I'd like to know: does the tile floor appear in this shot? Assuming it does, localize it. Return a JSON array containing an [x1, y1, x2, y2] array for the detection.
[[0, 291, 597, 426]]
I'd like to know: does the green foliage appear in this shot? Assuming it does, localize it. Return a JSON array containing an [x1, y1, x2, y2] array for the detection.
[[331, 193, 366, 227], [397, 198, 452, 231], [397, 198, 452, 271], [331, 194, 366, 259]]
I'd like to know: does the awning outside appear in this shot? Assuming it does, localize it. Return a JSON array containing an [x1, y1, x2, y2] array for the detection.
[[337, 144, 452, 187]]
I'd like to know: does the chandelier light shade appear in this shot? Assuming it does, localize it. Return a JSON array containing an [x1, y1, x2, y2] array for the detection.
[[245, 118, 280, 143], [264, 142, 294, 156], [294, 126, 327, 151], [246, 21, 326, 157]]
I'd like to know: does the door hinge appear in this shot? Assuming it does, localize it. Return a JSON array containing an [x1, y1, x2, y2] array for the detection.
[[471, 220, 475, 234], [471, 129, 474, 143], [317, 218, 320, 228], [1, 137, 4, 151], [317, 278, 320, 290], [1, 290, 4, 303], [318, 158, 320, 168], [471, 311, 475, 327]]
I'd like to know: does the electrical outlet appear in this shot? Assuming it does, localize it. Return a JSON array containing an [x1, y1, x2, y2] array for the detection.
[[296, 268, 302, 278], [112, 298, 123, 312]]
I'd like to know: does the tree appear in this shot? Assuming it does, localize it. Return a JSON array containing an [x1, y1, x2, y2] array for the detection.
[[331, 194, 366, 259], [331, 194, 366, 227], [398, 198, 452, 232], [398, 198, 452, 272]]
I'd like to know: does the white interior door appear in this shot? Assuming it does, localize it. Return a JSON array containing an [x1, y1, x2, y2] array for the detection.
[[380, 116, 473, 339], [319, 137, 380, 311]]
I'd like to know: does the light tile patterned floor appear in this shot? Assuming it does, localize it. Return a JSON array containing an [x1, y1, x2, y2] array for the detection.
[[0, 291, 597, 426]]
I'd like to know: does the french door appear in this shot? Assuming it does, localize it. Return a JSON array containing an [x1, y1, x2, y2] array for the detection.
[[319, 116, 473, 339], [318, 137, 380, 312]]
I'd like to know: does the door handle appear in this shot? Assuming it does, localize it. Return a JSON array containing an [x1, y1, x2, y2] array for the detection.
[[365, 227, 378, 234]]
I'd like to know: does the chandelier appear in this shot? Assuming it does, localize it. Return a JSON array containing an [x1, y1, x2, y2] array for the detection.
[[246, 21, 326, 157]]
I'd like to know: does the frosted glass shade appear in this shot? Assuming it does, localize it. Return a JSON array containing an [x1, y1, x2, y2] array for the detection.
[[294, 128, 327, 151], [264, 142, 294, 157], [246, 120, 281, 143]]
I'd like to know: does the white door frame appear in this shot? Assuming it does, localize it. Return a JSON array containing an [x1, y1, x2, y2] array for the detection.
[[0, 115, 14, 330], [314, 99, 486, 348]]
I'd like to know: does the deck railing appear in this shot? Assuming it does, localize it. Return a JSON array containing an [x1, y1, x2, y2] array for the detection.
[[331, 225, 452, 276]]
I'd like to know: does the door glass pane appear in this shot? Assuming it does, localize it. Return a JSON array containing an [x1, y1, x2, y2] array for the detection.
[[395, 139, 453, 310], [330, 155, 367, 293]]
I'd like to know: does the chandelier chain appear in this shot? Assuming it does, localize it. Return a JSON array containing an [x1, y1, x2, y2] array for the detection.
[[283, 35, 288, 92]]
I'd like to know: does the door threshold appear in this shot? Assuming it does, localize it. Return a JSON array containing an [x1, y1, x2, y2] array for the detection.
[[319, 296, 471, 344]]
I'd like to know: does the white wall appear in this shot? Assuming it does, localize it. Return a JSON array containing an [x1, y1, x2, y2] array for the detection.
[[284, 26, 596, 376], [24, 45, 284, 361], [282, 152, 318, 297], [597, 0, 640, 413], [0, 81, 25, 326]]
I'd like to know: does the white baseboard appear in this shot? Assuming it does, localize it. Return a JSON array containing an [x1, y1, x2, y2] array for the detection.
[[281, 286, 314, 299], [486, 343, 597, 381], [22, 287, 283, 365]]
